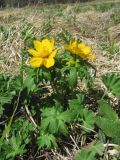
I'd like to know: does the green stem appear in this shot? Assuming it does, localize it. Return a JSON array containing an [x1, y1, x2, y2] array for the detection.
[[36, 68, 40, 84]]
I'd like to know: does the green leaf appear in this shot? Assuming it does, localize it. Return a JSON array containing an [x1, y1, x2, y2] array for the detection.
[[37, 134, 57, 149], [69, 98, 95, 132], [42, 70, 51, 81], [98, 100, 118, 121], [69, 98, 82, 110], [79, 108, 95, 132], [75, 149, 95, 160], [75, 141, 104, 160], [76, 93, 85, 104], [6, 136, 27, 159], [12, 118, 34, 144], [0, 105, 17, 143], [96, 100, 120, 142], [40, 107, 72, 135], [0, 93, 13, 115], [68, 67, 77, 88], [0, 95, 12, 104], [96, 117, 120, 142], [10, 75, 23, 91], [102, 73, 120, 96], [96, 100, 120, 144], [23, 76, 36, 92], [89, 141, 104, 156]]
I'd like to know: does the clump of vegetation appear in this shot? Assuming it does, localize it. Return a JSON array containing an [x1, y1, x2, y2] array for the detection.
[[0, 1, 120, 159], [0, 29, 120, 159]]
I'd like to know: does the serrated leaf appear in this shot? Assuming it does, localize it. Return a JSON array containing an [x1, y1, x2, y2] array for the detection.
[[23, 76, 36, 92], [68, 67, 77, 88], [37, 134, 57, 149], [0, 93, 13, 105], [42, 70, 51, 81], [75, 149, 95, 160], [102, 73, 120, 96], [76, 93, 85, 104], [75, 141, 104, 160], [96, 117, 120, 141], [10, 75, 23, 91], [57, 120, 68, 135], [0, 94, 13, 115], [89, 141, 104, 156], [69, 99, 83, 121], [69, 98, 82, 110], [79, 108, 95, 132], [98, 100, 118, 121], [60, 110, 73, 123], [40, 107, 72, 135], [6, 136, 27, 159]]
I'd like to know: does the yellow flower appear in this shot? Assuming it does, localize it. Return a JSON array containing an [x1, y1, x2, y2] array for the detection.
[[65, 40, 96, 61], [28, 38, 59, 68]]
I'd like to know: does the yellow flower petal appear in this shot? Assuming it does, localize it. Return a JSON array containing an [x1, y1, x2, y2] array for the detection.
[[65, 39, 96, 61], [44, 58, 55, 68], [81, 46, 92, 55], [70, 39, 77, 46], [78, 42, 85, 49], [34, 40, 50, 58], [42, 39, 53, 53], [34, 40, 42, 52], [49, 48, 59, 58], [28, 49, 40, 57], [29, 57, 43, 68]]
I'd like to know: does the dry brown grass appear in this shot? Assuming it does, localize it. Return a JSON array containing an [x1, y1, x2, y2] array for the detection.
[[1, 2, 120, 82]]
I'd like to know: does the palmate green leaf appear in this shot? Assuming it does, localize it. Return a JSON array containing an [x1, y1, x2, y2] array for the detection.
[[69, 97, 95, 132], [0, 95, 12, 104], [23, 76, 36, 92], [89, 141, 104, 156], [5, 136, 27, 159], [79, 108, 95, 132], [68, 67, 77, 88], [102, 73, 120, 96], [0, 93, 13, 115], [75, 141, 104, 160], [75, 149, 95, 160], [68, 93, 85, 118], [37, 134, 57, 149], [0, 73, 14, 116], [12, 118, 34, 144], [0, 73, 10, 92], [40, 107, 72, 135], [98, 100, 118, 121], [42, 70, 51, 81], [96, 99, 120, 143], [69, 98, 82, 110], [76, 93, 85, 104], [10, 75, 23, 91], [96, 117, 120, 140], [41, 107, 58, 117]]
